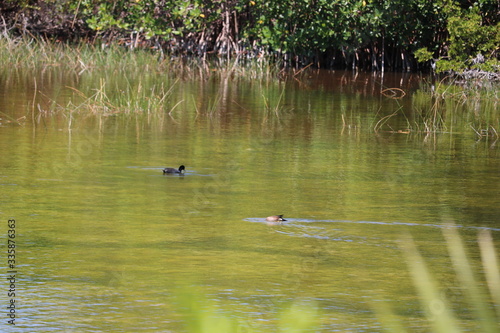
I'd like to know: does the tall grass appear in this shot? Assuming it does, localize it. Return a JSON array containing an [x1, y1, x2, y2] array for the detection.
[[374, 77, 499, 137], [64, 77, 181, 116], [0, 34, 280, 79], [0, 34, 284, 124], [0, 33, 161, 74]]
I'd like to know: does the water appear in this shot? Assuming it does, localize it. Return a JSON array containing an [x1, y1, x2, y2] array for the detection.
[[0, 68, 499, 332]]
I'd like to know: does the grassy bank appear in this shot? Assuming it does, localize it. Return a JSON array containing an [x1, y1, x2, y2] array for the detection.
[[0, 34, 184, 74], [0, 34, 279, 79], [0, 35, 498, 139], [3, 0, 499, 72]]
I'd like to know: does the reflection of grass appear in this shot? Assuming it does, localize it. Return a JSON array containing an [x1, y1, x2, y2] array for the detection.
[[3, 36, 497, 136], [0, 36, 284, 121]]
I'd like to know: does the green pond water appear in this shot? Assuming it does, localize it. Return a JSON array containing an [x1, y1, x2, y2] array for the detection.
[[0, 68, 499, 332]]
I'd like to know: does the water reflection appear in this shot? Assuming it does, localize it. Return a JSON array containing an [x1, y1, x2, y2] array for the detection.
[[245, 218, 500, 248], [246, 217, 500, 231], [1, 68, 499, 332]]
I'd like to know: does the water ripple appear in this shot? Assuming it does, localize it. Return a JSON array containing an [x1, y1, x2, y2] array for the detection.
[[244, 217, 500, 232]]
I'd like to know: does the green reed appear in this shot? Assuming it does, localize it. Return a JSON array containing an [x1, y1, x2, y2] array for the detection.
[[374, 77, 499, 137], [61, 76, 181, 120], [0, 34, 280, 80], [0, 35, 284, 122], [0, 34, 159, 74], [419, 78, 499, 140]]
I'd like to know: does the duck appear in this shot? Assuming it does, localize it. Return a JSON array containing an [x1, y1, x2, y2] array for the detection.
[[266, 215, 287, 222], [163, 165, 185, 174]]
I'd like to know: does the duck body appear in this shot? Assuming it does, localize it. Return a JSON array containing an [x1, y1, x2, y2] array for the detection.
[[266, 215, 286, 222], [163, 165, 185, 174]]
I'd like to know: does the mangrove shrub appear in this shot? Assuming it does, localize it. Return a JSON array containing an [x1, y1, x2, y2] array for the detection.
[[1, 0, 499, 72]]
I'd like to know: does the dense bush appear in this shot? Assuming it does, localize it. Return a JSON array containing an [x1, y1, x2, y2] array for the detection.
[[1, 0, 498, 72]]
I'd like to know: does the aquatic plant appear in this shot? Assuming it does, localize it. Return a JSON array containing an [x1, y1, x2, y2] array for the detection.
[[261, 84, 288, 117], [62, 77, 181, 120], [373, 75, 499, 137], [0, 32, 281, 82]]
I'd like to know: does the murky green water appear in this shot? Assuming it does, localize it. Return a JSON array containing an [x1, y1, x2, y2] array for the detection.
[[1, 68, 499, 332]]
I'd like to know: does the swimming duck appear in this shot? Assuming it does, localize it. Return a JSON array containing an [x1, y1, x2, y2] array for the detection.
[[163, 165, 185, 174], [266, 215, 287, 222]]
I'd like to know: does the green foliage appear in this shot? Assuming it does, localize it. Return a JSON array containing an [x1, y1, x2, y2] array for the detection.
[[2, 0, 37, 10], [70, 0, 209, 39], [435, 59, 467, 73], [473, 59, 500, 72], [1, 0, 499, 72], [278, 300, 320, 332], [414, 48, 434, 63], [447, 7, 499, 61], [434, 2, 500, 72]]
